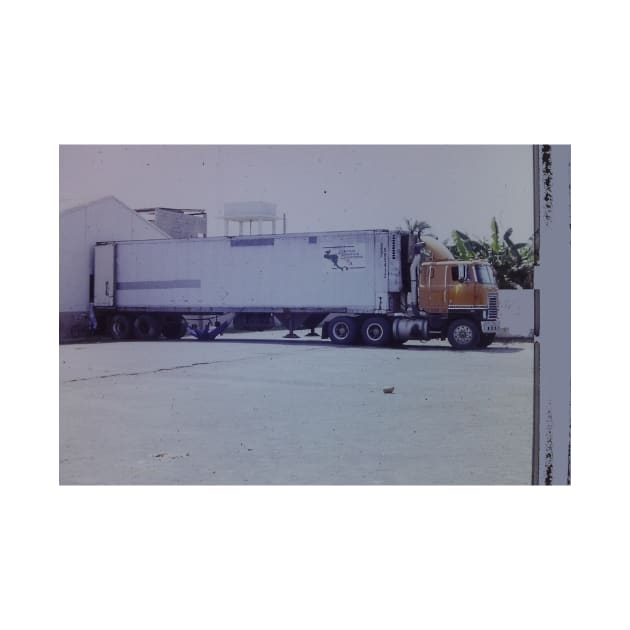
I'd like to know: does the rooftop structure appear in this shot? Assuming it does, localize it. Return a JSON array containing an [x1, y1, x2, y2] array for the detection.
[[136, 207, 207, 238]]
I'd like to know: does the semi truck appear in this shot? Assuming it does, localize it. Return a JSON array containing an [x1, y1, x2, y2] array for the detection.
[[92, 229, 499, 349]]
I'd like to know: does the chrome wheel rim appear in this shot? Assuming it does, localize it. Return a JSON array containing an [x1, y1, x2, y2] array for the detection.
[[453, 324, 473, 345]]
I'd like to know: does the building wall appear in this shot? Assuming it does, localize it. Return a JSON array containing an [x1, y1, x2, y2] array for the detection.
[[60, 197, 168, 340]]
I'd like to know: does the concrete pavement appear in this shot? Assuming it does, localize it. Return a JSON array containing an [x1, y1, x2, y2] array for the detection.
[[60, 333, 533, 484]]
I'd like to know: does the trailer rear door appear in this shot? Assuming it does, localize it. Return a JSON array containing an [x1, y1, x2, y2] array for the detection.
[[94, 243, 115, 306]]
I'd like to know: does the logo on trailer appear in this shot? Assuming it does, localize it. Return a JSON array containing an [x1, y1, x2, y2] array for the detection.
[[322, 243, 366, 272]]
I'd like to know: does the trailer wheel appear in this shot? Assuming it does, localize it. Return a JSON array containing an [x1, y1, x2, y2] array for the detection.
[[111, 314, 132, 340], [478, 333, 496, 348], [162, 315, 187, 339], [361, 317, 392, 347], [133, 314, 161, 340], [329, 317, 359, 345], [447, 319, 480, 350]]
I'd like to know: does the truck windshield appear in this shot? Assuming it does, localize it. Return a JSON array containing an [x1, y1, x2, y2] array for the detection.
[[474, 264, 495, 285]]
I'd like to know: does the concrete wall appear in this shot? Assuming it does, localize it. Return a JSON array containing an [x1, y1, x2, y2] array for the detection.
[[497, 289, 534, 338], [60, 197, 168, 340]]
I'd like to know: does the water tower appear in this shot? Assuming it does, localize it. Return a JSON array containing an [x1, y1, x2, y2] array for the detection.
[[222, 201, 284, 236]]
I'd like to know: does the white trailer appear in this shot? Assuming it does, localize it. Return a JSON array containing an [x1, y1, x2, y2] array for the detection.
[[93, 229, 499, 349], [96, 230, 400, 313]]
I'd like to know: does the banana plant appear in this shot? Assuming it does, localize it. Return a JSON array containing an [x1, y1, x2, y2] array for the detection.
[[445, 217, 534, 289]]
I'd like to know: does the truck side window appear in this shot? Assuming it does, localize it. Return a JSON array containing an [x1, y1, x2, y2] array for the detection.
[[451, 264, 469, 282]]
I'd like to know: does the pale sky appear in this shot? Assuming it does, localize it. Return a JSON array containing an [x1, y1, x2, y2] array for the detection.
[[60, 145, 534, 243]]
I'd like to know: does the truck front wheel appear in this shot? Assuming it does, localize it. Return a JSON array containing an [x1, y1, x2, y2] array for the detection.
[[329, 317, 359, 345], [361, 317, 392, 347], [478, 333, 496, 348], [447, 319, 480, 350]]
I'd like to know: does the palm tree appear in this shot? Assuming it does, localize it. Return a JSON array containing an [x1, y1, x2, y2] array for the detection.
[[400, 219, 435, 239]]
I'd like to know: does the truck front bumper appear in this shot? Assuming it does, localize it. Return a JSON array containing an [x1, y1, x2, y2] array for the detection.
[[481, 320, 499, 334]]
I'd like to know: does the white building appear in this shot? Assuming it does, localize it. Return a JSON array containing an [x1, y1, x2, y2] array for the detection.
[[59, 196, 168, 340]]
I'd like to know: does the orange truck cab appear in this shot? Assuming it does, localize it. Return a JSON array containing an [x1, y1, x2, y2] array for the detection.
[[387, 236, 499, 349], [417, 259, 499, 348]]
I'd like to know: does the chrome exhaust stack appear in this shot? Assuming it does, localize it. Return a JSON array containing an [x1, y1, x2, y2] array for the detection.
[[407, 253, 422, 313]]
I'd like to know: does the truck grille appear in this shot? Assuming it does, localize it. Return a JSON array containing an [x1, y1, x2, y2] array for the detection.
[[488, 293, 498, 320]]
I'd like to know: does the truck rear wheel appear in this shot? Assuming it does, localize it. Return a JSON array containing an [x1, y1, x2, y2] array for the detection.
[[329, 317, 359, 345], [133, 314, 161, 340], [111, 314, 133, 340], [361, 317, 392, 347], [447, 319, 480, 350]]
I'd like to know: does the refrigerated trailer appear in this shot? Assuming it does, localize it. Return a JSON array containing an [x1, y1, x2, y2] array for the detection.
[[93, 229, 499, 349]]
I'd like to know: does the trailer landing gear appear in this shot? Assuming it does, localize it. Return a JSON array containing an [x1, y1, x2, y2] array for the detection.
[[283, 315, 300, 338]]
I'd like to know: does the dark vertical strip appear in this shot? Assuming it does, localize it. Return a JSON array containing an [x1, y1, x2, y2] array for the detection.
[[531, 146, 541, 485], [542, 145, 554, 225], [532, 145, 541, 265], [532, 341, 541, 485], [533, 288, 540, 337], [113, 243, 117, 307], [567, 147, 572, 486], [567, 421, 571, 485]]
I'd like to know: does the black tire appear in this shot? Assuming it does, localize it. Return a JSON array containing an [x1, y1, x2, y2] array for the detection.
[[447, 318, 480, 350], [111, 314, 132, 340], [133, 314, 161, 340], [361, 317, 393, 347], [329, 316, 359, 345], [478, 333, 496, 348], [162, 315, 188, 339]]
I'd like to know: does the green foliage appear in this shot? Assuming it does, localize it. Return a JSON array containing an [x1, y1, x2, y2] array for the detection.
[[400, 219, 435, 239], [445, 218, 534, 289]]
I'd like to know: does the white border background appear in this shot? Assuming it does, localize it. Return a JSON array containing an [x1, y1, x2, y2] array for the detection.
[[4, 1, 626, 628]]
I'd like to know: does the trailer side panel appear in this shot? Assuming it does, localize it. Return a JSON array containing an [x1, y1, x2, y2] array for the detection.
[[110, 230, 391, 313]]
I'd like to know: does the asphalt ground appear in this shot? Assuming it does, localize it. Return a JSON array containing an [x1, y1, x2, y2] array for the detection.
[[59, 333, 533, 484]]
